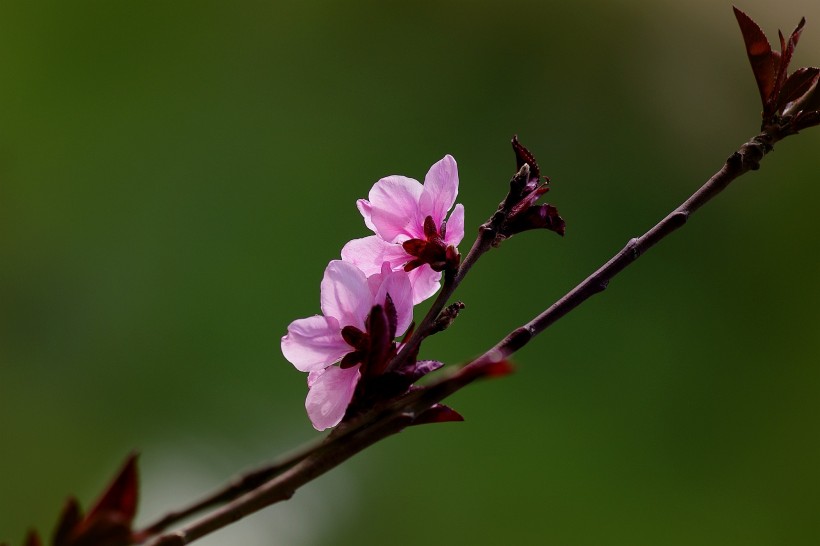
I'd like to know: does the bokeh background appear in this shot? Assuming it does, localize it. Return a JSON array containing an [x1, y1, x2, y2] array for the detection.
[[2, 1, 819, 544]]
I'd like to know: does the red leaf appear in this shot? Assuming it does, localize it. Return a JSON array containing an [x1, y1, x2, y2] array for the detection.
[[85, 453, 139, 525], [801, 76, 820, 112], [53, 498, 83, 546], [733, 6, 778, 109], [794, 110, 820, 131], [779, 67, 820, 115], [772, 17, 807, 111], [69, 519, 132, 546]]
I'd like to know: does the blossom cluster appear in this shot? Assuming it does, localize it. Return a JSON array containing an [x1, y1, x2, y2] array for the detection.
[[281, 155, 465, 430]]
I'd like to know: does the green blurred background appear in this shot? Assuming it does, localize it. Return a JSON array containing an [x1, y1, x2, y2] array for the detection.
[[2, 1, 819, 544]]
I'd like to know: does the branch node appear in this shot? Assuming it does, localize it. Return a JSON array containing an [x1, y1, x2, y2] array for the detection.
[[505, 326, 533, 353], [485, 348, 504, 363], [727, 151, 743, 170], [742, 137, 772, 171], [670, 210, 689, 228], [431, 301, 466, 334], [626, 237, 640, 259]]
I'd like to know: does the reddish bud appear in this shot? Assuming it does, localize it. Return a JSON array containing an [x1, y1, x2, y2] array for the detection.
[[505, 203, 566, 237], [39, 453, 142, 546], [500, 137, 565, 239], [512, 135, 541, 182]]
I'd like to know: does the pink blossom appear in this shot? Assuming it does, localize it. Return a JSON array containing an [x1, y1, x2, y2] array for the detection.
[[342, 155, 465, 304], [281, 260, 413, 430]]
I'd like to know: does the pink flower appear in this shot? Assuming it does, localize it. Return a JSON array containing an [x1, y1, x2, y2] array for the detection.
[[281, 260, 413, 430], [341, 155, 465, 304]]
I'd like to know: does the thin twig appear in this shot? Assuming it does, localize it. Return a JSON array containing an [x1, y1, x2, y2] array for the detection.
[[465, 130, 778, 370], [145, 128, 785, 545], [147, 359, 505, 546], [134, 435, 329, 540]]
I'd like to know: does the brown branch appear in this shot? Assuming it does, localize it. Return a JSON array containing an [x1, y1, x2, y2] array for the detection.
[[136, 170, 515, 541], [146, 357, 510, 546], [144, 127, 787, 545], [134, 436, 329, 540], [464, 129, 779, 370]]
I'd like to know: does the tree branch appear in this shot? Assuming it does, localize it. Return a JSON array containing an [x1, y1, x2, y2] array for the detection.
[[465, 130, 778, 369], [134, 435, 331, 540], [144, 127, 786, 546]]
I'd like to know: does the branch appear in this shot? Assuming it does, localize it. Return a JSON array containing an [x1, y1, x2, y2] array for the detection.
[[465, 129, 778, 369], [145, 127, 785, 546], [134, 435, 329, 540], [146, 355, 511, 546]]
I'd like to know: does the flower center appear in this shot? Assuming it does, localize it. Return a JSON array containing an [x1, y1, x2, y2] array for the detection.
[[339, 298, 398, 376], [401, 215, 460, 273]]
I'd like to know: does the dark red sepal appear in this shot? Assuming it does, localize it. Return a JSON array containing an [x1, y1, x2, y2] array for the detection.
[[422, 216, 438, 239], [401, 239, 427, 256], [411, 404, 465, 426], [340, 350, 365, 368], [365, 303, 393, 376], [341, 325, 367, 350], [399, 359, 445, 383]]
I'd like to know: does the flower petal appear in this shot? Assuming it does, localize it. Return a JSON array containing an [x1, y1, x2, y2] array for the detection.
[[320, 260, 371, 330], [356, 199, 377, 232], [408, 265, 442, 304], [343, 238, 441, 304], [444, 203, 465, 247], [419, 155, 458, 227], [341, 236, 410, 276], [368, 175, 424, 242], [281, 315, 349, 372], [305, 365, 361, 430]]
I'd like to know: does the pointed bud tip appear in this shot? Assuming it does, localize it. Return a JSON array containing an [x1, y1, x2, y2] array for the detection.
[[411, 404, 465, 426]]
